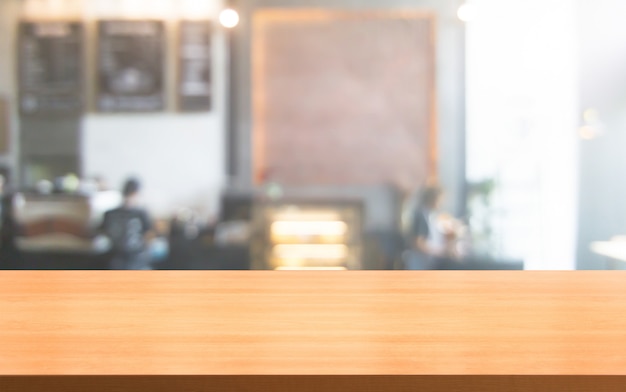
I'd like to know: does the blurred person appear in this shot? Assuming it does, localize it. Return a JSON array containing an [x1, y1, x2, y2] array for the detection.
[[100, 178, 156, 270], [403, 185, 462, 270]]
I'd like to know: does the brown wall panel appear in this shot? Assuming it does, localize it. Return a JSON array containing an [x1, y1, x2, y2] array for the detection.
[[252, 10, 436, 188]]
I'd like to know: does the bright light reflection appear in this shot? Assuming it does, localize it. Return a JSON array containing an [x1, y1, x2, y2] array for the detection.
[[180, 0, 213, 19], [271, 221, 348, 237], [272, 211, 342, 222], [275, 267, 347, 271], [458, 3, 479, 22], [219, 8, 239, 28], [273, 244, 348, 260]]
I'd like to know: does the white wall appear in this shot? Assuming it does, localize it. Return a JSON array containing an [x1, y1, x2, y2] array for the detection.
[[466, 0, 579, 269], [576, 0, 626, 269], [82, 114, 225, 220]]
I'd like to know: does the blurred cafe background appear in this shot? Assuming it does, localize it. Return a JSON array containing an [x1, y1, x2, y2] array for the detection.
[[0, 0, 624, 270]]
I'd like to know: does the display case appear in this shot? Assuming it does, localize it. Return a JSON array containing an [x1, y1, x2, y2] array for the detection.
[[251, 199, 363, 270], [13, 191, 121, 253]]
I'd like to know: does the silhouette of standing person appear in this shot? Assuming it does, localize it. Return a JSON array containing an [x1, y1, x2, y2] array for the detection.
[[100, 178, 155, 270]]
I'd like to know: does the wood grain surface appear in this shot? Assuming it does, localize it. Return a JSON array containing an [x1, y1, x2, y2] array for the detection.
[[1, 271, 626, 376]]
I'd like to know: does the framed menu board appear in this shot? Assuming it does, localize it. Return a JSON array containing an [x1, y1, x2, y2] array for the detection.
[[178, 21, 213, 111], [18, 22, 83, 115], [97, 20, 165, 112]]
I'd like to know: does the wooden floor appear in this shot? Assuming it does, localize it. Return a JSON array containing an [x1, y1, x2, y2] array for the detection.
[[1, 271, 626, 390]]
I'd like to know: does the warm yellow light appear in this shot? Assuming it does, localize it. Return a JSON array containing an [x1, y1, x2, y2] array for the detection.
[[583, 108, 599, 123], [122, 0, 143, 18], [219, 8, 239, 28], [48, 0, 64, 13], [180, 0, 214, 19], [578, 126, 597, 140], [273, 244, 348, 260], [23, 0, 81, 19], [271, 221, 348, 237], [272, 211, 342, 222], [275, 267, 347, 271]]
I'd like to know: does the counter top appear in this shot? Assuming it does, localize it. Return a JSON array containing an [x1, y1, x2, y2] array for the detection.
[[2, 271, 626, 377]]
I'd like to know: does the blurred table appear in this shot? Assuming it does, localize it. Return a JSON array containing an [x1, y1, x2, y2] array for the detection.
[[1, 271, 626, 391], [591, 240, 626, 269]]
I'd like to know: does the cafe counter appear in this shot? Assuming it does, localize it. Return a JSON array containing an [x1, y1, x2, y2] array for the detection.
[[1, 271, 626, 391]]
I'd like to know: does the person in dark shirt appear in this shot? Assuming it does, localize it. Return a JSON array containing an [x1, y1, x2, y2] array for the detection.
[[100, 178, 154, 270], [405, 185, 459, 269]]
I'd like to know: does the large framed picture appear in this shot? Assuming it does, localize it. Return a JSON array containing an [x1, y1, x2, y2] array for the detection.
[[18, 21, 84, 115], [96, 20, 165, 112], [178, 20, 213, 112], [252, 10, 437, 187]]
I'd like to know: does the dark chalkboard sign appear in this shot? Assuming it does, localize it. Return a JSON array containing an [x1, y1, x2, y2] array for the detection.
[[178, 21, 213, 112], [18, 22, 83, 115], [97, 20, 165, 112]]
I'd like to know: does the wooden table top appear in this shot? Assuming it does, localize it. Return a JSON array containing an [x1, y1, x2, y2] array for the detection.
[[1, 271, 626, 375]]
